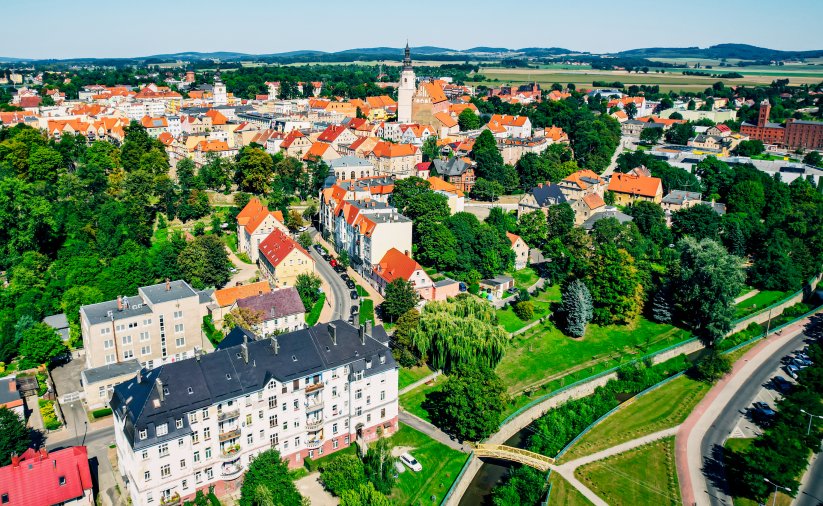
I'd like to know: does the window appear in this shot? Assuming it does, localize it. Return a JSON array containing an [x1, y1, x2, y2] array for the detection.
[[270, 433, 279, 446], [180, 459, 186, 469], [178, 438, 184, 447], [123, 350, 134, 360], [246, 414, 252, 425], [380, 390, 385, 401], [202, 408, 210, 420], [116, 324, 125, 332], [281, 402, 286, 412], [100, 327, 111, 335], [295, 436, 300, 446], [205, 448, 212, 459], [268, 396, 276, 409], [158, 443, 169, 457], [176, 418, 183, 429], [142, 450, 149, 460], [122, 335, 132, 345], [247, 433, 253, 444], [99, 386, 106, 398], [140, 331, 150, 342], [139, 429, 148, 440], [174, 310, 183, 319], [174, 323, 184, 334], [192, 431, 199, 444], [141, 345, 151, 356], [144, 470, 151, 481], [332, 386, 338, 397], [205, 468, 213, 480], [105, 354, 116, 365], [333, 439, 339, 449], [103, 339, 114, 350], [269, 415, 277, 428], [332, 423, 338, 434], [355, 389, 362, 400], [144, 318, 152, 326], [128, 322, 138, 329], [147, 492, 153, 503], [366, 359, 372, 369], [366, 395, 371, 405], [367, 414, 371, 423], [195, 471, 202, 484], [204, 427, 211, 440], [282, 421, 287, 430], [182, 479, 188, 490], [176, 337, 185, 347], [157, 423, 168, 437], [381, 408, 386, 419], [160, 464, 170, 478], [355, 407, 362, 417], [293, 399, 299, 410], [188, 412, 197, 424], [345, 436, 350, 444], [193, 451, 200, 463]]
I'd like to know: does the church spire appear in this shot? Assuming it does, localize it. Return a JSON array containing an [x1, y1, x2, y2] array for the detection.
[[403, 41, 412, 70]]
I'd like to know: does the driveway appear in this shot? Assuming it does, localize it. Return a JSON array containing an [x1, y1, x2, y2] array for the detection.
[[226, 246, 259, 286]]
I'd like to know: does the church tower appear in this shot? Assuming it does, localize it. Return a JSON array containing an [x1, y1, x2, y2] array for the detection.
[[213, 72, 227, 106], [397, 42, 415, 124]]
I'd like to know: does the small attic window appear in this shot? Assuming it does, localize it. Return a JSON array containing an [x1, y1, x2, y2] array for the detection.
[[187, 387, 193, 395], [59, 476, 66, 486], [163, 387, 169, 396], [291, 355, 297, 362], [226, 373, 232, 380], [325, 346, 330, 352], [380, 355, 386, 365]]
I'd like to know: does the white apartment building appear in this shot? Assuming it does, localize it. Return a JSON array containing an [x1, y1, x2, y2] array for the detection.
[[331, 200, 412, 277], [110, 320, 399, 506]]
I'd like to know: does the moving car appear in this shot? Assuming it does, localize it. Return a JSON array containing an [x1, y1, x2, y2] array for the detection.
[[399, 453, 422, 472]]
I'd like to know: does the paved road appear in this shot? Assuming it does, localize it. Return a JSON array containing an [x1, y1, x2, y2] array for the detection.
[[796, 452, 823, 506], [602, 136, 636, 177], [309, 248, 352, 323], [226, 246, 258, 286], [698, 329, 811, 506]]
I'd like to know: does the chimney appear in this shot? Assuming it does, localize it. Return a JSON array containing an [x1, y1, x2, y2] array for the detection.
[[195, 350, 201, 362], [166, 278, 171, 291], [365, 320, 372, 338], [156, 378, 164, 403], [271, 336, 279, 355], [241, 336, 249, 364], [11, 453, 20, 468], [328, 323, 337, 345], [405, 250, 411, 258], [117, 295, 123, 311], [360, 324, 366, 345], [39, 448, 48, 461]]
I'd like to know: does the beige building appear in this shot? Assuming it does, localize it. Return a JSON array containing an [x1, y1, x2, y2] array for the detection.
[[367, 141, 422, 179], [507, 232, 530, 271], [235, 198, 288, 263], [258, 228, 316, 288]]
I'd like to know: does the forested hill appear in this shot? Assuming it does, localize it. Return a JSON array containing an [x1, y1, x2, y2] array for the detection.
[[615, 44, 823, 61]]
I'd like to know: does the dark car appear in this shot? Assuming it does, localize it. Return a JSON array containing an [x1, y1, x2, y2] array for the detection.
[[772, 376, 793, 394], [340, 273, 350, 281], [350, 306, 360, 315], [458, 282, 467, 292], [751, 401, 776, 424], [506, 287, 519, 294], [314, 244, 324, 254], [322, 253, 331, 261], [350, 290, 359, 300], [346, 280, 356, 289], [334, 265, 346, 273]]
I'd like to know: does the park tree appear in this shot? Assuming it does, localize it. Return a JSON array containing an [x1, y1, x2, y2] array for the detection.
[[517, 210, 549, 248], [295, 273, 322, 311], [585, 245, 645, 325], [561, 279, 593, 337], [626, 201, 671, 247], [624, 102, 638, 120], [664, 122, 695, 145], [671, 204, 721, 241], [546, 203, 575, 238], [297, 231, 313, 250], [383, 279, 418, 322], [733, 140, 765, 157], [639, 126, 663, 144], [392, 309, 421, 367], [235, 146, 273, 194], [320, 454, 366, 496], [458, 108, 481, 131], [674, 237, 744, 346], [694, 156, 734, 198], [802, 150, 822, 167], [18, 323, 67, 367], [512, 301, 534, 321], [470, 178, 504, 201], [339, 483, 391, 506], [421, 135, 439, 162], [239, 450, 304, 506], [177, 235, 232, 289], [726, 179, 766, 216], [472, 129, 505, 182], [362, 434, 397, 494], [423, 365, 507, 442], [415, 220, 457, 271], [0, 407, 31, 466], [650, 287, 673, 323]]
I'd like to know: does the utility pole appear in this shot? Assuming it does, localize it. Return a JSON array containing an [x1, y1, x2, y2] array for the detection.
[[800, 409, 823, 436], [764, 477, 791, 506]]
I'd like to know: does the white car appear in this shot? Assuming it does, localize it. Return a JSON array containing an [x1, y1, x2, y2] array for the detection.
[[399, 452, 422, 472]]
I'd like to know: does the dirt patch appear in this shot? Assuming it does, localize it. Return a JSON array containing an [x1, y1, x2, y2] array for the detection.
[[391, 445, 415, 458]]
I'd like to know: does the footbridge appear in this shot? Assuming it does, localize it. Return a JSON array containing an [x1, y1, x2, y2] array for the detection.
[[470, 443, 555, 472]]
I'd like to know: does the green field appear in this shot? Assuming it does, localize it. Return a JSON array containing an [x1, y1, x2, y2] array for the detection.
[[388, 424, 469, 506], [496, 316, 693, 395], [547, 473, 594, 506], [734, 290, 791, 318], [399, 374, 448, 422], [575, 437, 681, 506], [398, 365, 433, 391], [562, 375, 710, 461]]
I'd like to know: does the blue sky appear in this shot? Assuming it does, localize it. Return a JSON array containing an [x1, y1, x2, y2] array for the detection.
[[3, 0, 823, 59]]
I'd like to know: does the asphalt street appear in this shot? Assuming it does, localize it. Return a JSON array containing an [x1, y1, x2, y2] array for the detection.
[[309, 247, 352, 323], [700, 329, 812, 506], [796, 452, 823, 506]]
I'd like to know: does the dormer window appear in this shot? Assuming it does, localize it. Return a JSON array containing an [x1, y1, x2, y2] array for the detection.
[[176, 418, 183, 429], [139, 429, 148, 440], [187, 387, 193, 395], [366, 360, 372, 369], [58, 476, 66, 486], [226, 374, 231, 380], [379, 355, 386, 365], [156, 423, 168, 436]]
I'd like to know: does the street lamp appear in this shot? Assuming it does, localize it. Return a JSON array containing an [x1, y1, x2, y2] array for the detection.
[[764, 477, 791, 506], [800, 409, 823, 436]]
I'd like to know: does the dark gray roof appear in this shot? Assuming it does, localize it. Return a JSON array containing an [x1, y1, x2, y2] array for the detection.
[[142, 280, 198, 304], [236, 287, 305, 320], [480, 275, 514, 286], [329, 156, 374, 169], [529, 183, 567, 207], [0, 377, 21, 406], [662, 190, 702, 205], [81, 280, 198, 325], [82, 360, 143, 386], [433, 278, 458, 288], [217, 326, 257, 351], [110, 320, 395, 450], [433, 158, 470, 177], [197, 289, 213, 305], [43, 313, 69, 329], [582, 210, 634, 230]]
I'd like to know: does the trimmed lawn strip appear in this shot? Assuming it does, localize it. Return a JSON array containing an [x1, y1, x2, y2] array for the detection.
[[497, 316, 693, 395], [547, 473, 594, 506], [511, 267, 540, 290], [305, 293, 326, 326], [497, 300, 552, 333], [388, 424, 469, 506], [398, 365, 433, 391], [575, 437, 681, 506], [734, 290, 791, 318], [359, 299, 375, 325], [356, 284, 369, 297], [399, 375, 448, 422], [562, 375, 710, 461]]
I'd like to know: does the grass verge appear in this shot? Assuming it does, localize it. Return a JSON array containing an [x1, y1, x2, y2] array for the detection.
[[399, 375, 448, 422], [399, 365, 433, 391], [306, 293, 326, 326], [547, 473, 594, 506], [359, 299, 375, 325], [734, 290, 791, 318]]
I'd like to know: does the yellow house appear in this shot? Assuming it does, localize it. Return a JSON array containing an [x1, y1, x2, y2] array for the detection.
[[607, 172, 663, 205], [257, 228, 315, 288]]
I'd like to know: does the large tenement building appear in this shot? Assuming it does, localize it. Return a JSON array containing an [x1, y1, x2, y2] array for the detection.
[[741, 100, 823, 149], [109, 320, 399, 506]]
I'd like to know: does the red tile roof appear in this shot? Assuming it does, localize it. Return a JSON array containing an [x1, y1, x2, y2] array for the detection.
[[607, 172, 662, 197], [258, 228, 312, 268], [368, 141, 418, 158], [236, 198, 265, 227], [213, 281, 272, 307], [374, 248, 423, 284], [0, 447, 93, 506]]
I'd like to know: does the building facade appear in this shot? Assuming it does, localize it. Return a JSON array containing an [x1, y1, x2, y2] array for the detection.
[[397, 43, 415, 124]]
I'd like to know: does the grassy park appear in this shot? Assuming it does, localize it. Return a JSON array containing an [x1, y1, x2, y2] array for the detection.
[[562, 375, 710, 461], [734, 290, 792, 318], [575, 437, 681, 506], [398, 365, 433, 391], [399, 374, 448, 422], [547, 473, 594, 506]]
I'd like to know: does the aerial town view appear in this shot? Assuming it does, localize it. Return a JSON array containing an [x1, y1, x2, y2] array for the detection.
[[2, 1, 823, 505]]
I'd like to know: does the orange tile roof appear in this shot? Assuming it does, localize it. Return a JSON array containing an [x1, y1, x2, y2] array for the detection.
[[303, 142, 334, 161], [366, 95, 396, 108], [195, 140, 230, 152], [213, 281, 272, 307], [489, 114, 528, 127], [374, 248, 423, 284], [449, 103, 479, 116], [544, 125, 569, 142], [562, 170, 604, 190], [607, 172, 662, 198], [140, 116, 168, 129], [157, 132, 174, 146], [258, 228, 312, 268], [205, 109, 228, 125], [237, 198, 265, 226], [433, 112, 458, 128], [368, 141, 418, 158], [426, 176, 464, 197], [505, 231, 523, 247], [421, 82, 448, 103], [582, 193, 606, 210]]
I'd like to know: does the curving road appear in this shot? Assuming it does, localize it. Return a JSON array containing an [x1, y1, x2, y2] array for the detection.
[[309, 247, 351, 323], [698, 329, 812, 506]]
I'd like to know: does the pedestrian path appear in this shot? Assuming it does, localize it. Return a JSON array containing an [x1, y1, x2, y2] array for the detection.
[[398, 371, 439, 395], [398, 410, 466, 453]]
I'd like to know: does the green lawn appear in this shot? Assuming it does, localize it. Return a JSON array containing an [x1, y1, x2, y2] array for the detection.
[[399, 375, 448, 422], [575, 437, 681, 506], [306, 293, 326, 326], [734, 290, 791, 318], [562, 375, 710, 461], [495, 285, 561, 333], [547, 473, 594, 506], [356, 284, 369, 297], [399, 365, 433, 391], [497, 316, 693, 395], [388, 424, 469, 506], [359, 299, 375, 325], [511, 267, 540, 290]]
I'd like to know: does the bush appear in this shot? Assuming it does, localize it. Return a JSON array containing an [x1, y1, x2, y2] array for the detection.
[[688, 350, 732, 383], [303, 456, 316, 473], [513, 301, 535, 321], [468, 282, 480, 295], [39, 399, 61, 430], [91, 408, 113, 419], [320, 454, 366, 496], [202, 315, 223, 346]]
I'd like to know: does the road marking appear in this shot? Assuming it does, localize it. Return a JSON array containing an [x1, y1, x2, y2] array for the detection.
[[730, 426, 746, 438], [61, 392, 81, 403]]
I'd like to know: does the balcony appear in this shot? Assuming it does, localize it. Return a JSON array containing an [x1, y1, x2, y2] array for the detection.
[[220, 444, 242, 460], [217, 409, 240, 422], [305, 382, 324, 394], [160, 493, 181, 505], [306, 438, 323, 449], [221, 462, 243, 479], [218, 428, 241, 442], [306, 418, 323, 431]]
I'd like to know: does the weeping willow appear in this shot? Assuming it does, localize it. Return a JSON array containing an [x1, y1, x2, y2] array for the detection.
[[410, 296, 507, 373]]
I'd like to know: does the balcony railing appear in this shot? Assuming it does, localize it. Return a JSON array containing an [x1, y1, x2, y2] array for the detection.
[[305, 382, 324, 394], [306, 439, 323, 449], [218, 428, 241, 442], [306, 419, 323, 431], [217, 409, 240, 422], [220, 445, 242, 460], [221, 463, 243, 478]]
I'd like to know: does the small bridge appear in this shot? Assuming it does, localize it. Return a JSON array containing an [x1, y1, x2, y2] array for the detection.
[[470, 444, 555, 471]]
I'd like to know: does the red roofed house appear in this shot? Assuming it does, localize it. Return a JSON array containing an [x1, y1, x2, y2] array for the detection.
[[280, 130, 313, 158], [607, 172, 663, 205], [317, 124, 358, 150], [485, 114, 532, 138], [236, 198, 288, 262], [0, 447, 93, 506], [257, 228, 315, 288], [506, 232, 530, 270], [302, 141, 341, 163], [366, 141, 422, 178], [372, 248, 434, 300]]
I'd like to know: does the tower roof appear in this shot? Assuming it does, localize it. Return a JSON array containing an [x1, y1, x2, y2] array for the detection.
[[403, 41, 412, 70]]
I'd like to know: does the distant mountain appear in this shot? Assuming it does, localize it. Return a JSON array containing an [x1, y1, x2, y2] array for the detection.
[[464, 47, 512, 53], [144, 51, 253, 60], [614, 43, 823, 60], [517, 47, 577, 57], [0, 56, 26, 63]]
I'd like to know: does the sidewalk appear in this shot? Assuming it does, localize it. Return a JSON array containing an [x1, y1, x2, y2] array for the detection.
[[676, 318, 810, 506], [398, 371, 439, 396], [26, 395, 44, 431], [399, 410, 466, 453]]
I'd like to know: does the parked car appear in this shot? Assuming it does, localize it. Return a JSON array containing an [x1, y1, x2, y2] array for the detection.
[[350, 306, 359, 315], [314, 244, 324, 254], [394, 461, 406, 474], [330, 258, 338, 267], [345, 280, 356, 289], [506, 287, 519, 294], [399, 453, 422, 472], [785, 364, 800, 379], [458, 282, 467, 292], [334, 265, 346, 273], [350, 290, 359, 300], [793, 357, 812, 368], [322, 253, 331, 261], [298, 226, 308, 232], [772, 376, 794, 394], [751, 401, 776, 422], [340, 273, 350, 281]]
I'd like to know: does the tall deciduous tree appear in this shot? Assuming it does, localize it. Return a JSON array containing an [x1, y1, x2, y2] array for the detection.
[[295, 273, 322, 310], [586, 245, 645, 325], [517, 210, 549, 248], [383, 279, 418, 322], [239, 450, 304, 506], [472, 130, 505, 182], [235, 146, 273, 194], [561, 279, 593, 337], [458, 108, 481, 131], [674, 237, 744, 346], [177, 235, 232, 289], [18, 323, 67, 367], [0, 407, 31, 466]]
